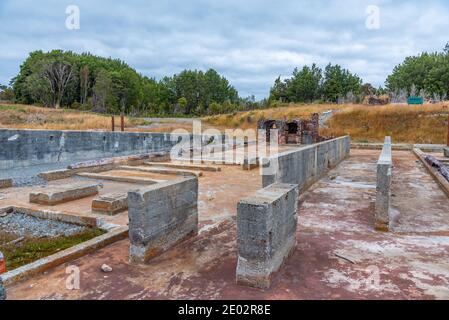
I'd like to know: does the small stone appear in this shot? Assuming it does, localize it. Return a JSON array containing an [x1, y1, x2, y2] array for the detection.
[[101, 264, 112, 273]]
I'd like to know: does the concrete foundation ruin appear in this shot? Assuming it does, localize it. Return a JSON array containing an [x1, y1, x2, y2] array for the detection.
[[236, 183, 298, 289], [375, 137, 392, 231], [128, 177, 199, 264]]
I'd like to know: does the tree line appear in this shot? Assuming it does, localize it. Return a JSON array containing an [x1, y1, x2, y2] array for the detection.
[[268, 63, 364, 104], [386, 44, 449, 102], [2, 44, 449, 116], [9, 50, 247, 116]]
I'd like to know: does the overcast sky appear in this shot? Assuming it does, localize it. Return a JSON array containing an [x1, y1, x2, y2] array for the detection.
[[1, 0, 448, 99]]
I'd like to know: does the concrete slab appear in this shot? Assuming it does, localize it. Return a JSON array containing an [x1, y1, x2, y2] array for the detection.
[[92, 193, 128, 215], [119, 165, 203, 177], [77, 172, 164, 184], [29, 183, 101, 206], [144, 162, 221, 172]]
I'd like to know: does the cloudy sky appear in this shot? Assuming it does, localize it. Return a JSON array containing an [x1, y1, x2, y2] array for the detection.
[[1, 0, 448, 98]]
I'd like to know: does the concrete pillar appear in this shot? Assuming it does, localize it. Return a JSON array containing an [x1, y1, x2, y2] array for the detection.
[[128, 177, 198, 264], [375, 137, 392, 231], [236, 183, 299, 289]]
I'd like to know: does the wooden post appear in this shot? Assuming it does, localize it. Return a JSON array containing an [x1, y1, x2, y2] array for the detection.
[[111, 116, 115, 132], [120, 113, 125, 132]]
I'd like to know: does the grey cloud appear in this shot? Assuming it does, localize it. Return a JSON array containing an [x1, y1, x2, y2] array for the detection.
[[1, 0, 448, 98]]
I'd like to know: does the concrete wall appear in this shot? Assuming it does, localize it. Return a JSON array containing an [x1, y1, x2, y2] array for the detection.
[[262, 136, 350, 190], [128, 177, 198, 264], [0, 129, 191, 170], [375, 136, 392, 231], [236, 183, 299, 289]]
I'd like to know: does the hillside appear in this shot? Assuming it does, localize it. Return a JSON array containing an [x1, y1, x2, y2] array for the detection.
[[1, 103, 448, 144], [204, 103, 449, 144]]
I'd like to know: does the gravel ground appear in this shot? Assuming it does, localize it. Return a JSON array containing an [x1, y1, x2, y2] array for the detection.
[[0, 212, 87, 238]]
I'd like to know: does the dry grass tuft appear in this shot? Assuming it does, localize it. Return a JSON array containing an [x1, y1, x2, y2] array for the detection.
[[0, 104, 145, 131]]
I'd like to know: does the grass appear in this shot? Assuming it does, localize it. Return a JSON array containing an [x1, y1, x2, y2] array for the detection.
[[203, 103, 449, 144], [0, 228, 105, 270], [322, 104, 449, 144], [1, 102, 448, 143], [0, 104, 146, 131]]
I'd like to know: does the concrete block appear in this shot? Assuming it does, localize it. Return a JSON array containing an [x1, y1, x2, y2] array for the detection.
[[119, 165, 203, 177], [444, 147, 449, 158], [29, 183, 101, 205], [236, 183, 299, 289], [92, 193, 128, 215], [0, 178, 12, 189], [128, 177, 198, 264], [375, 137, 392, 231]]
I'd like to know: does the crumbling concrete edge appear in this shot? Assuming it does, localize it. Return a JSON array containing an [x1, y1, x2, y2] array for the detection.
[[413, 148, 449, 198], [0, 226, 128, 287]]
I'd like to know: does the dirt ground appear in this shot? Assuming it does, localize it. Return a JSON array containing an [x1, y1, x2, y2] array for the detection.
[[3, 149, 449, 300]]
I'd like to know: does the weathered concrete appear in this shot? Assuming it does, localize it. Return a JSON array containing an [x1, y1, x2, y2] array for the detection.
[[444, 147, 449, 158], [0, 178, 12, 189], [119, 165, 203, 177], [92, 193, 128, 215], [128, 177, 199, 264], [262, 136, 350, 190], [144, 162, 221, 172], [77, 172, 163, 184], [29, 183, 101, 205], [236, 183, 299, 289], [0, 129, 190, 170], [375, 137, 392, 231], [0, 276, 5, 300], [4, 149, 449, 300]]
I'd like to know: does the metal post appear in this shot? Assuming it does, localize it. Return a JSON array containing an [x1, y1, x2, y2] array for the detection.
[[120, 113, 125, 132], [111, 116, 115, 132]]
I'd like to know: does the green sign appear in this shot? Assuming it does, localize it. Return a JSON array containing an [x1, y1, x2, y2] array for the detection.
[[407, 96, 424, 105]]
